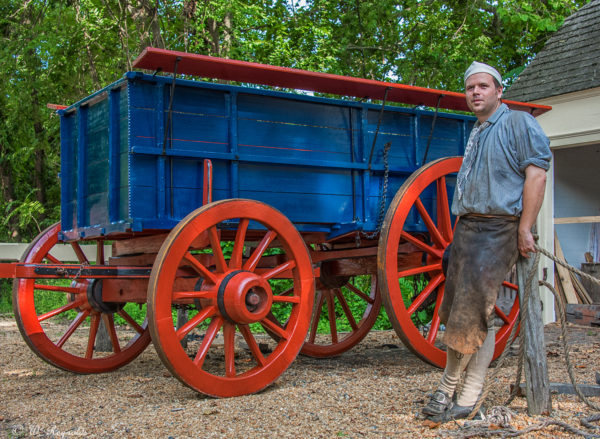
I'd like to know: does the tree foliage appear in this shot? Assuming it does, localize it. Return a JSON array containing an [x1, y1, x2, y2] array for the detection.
[[0, 0, 591, 241]]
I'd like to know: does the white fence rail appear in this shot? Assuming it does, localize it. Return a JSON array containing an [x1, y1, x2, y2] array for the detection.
[[0, 243, 112, 263]]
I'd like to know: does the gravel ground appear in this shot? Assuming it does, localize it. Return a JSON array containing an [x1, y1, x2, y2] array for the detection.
[[2, 315, 600, 438]]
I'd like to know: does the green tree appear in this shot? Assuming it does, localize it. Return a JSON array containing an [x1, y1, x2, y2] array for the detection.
[[0, 0, 591, 243]]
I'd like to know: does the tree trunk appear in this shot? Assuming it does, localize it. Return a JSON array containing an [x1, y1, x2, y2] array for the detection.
[[0, 141, 19, 241], [30, 89, 47, 213], [75, 0, 101, 88], [135, 0, 165, 50], [183, 0, 198, 52]]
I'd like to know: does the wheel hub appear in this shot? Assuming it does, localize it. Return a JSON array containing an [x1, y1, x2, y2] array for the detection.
[[86, 279, 123, 313], [319, 260, 350, 288], [217, 270, 273, 324]]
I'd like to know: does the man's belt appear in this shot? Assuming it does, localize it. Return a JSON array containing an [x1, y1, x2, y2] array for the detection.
[[462, 213, 520, 221]]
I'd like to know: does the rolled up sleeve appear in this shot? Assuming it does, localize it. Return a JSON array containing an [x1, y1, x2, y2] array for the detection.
[[514, 112, 551, 172]]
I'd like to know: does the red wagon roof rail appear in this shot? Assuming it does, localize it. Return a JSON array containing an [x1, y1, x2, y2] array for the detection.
[[133, 47, 551, 117]]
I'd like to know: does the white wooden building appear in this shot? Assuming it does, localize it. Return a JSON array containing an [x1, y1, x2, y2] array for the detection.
[[504, 0, 600, 323]]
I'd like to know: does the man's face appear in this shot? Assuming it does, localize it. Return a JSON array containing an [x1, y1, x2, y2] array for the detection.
[[465, 73, 502, 121]]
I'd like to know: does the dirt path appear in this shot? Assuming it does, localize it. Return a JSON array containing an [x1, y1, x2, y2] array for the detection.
[[2, 316, 600, 438]]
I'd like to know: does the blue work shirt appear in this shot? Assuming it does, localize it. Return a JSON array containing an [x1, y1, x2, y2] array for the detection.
[[451, 103, 551, 217]]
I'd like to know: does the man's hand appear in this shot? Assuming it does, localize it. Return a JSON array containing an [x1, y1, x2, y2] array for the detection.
[[518, 228, 536, 258]]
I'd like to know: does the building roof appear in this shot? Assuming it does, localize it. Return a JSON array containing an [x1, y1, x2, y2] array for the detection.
[[504, 0, 600, 102]]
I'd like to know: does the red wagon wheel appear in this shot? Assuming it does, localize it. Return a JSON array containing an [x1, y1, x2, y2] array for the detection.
[[377, 157, 519, 368], [147, 199, 314, 397], [12, 223, 151, 373], [301, 273, 380, 358]]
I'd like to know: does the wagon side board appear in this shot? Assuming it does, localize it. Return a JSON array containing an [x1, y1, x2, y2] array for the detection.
[[58, 73, 475, 241]]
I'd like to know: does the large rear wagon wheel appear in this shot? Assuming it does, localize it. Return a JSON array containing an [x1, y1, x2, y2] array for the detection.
[[377, 157, 519, 368], [12, 223, 151, 373], [147, 199, 314, 397]]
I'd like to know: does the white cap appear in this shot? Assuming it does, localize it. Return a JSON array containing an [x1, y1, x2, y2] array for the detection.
[[464, 61, 502, 87]]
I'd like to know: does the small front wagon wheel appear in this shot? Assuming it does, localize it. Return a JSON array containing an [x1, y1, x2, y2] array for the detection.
[[147, 199, 314, 397], [378, 157, 519, 368]]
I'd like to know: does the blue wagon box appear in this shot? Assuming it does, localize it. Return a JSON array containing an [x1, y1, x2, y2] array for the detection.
[[58, 71, 474, 241]]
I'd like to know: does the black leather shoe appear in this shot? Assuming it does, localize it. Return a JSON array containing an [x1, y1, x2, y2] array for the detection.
[[421, 390, 452, 417]]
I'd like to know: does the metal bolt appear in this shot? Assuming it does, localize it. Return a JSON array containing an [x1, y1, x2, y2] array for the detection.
[[246, 291, 260, 306]]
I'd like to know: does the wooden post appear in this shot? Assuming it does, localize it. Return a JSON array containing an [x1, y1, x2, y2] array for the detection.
[[516, 254, 552, 415], [177, 309, 189, 349], [96, 318, 112, 352]]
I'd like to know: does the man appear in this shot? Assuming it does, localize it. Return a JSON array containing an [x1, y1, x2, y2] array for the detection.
[[421, 61, 551, 422]]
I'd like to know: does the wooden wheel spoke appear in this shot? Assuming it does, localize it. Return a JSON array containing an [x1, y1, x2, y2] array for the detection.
[[325, 291, 338, 344], [86, 314, 101, 359], [38, 299, 85, 322], [262, 260, 296, 280], [70, 242, 89, 264], [397, 263, 442, 279], [176, 305, 217, 340], [117, 309, 144, 334], [308, 291, 325, 343], [414, 197, 446, 247], [56, 310, 89, 348], [426, 313, 442, 344], [279, 286, 294, 296], [34, 283, 84, 295], [223, 323, 236, 377], [272, 294, 300, 304], [401, 231, 442, 257], [426, 284, 445, 343], [207, 226, 227, 273], [436, 176, 453, 241], [344, 282, 374, 304], [406, 273, 443, 315], [494, 305, 510, 325], [260, 315, 289, 340], [102, 314, 121, 353], [239, 324, 266, 367], [184, 252, 218, 284], [229, 218, 249, 269], [44, 253, 62, 264], [193, 316, 223, 367], [243, 230, 277, 272], [502, 281, 518, 291], [334, 288, 358, 331]]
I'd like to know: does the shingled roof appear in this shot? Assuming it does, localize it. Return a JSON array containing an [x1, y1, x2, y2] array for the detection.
[[503, 0, 600, 102]]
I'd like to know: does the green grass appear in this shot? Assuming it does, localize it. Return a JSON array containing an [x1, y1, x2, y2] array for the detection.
[[0, 279, 12, 314]]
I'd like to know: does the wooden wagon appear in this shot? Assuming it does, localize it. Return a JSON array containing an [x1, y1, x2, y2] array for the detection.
[[1, 48, 550, 397]]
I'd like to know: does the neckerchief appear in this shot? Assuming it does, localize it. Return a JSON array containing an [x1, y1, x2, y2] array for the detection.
[[456, 120, 491, 199]]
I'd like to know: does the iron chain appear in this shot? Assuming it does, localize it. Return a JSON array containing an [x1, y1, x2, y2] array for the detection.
[[362, 141, 391, 240]]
